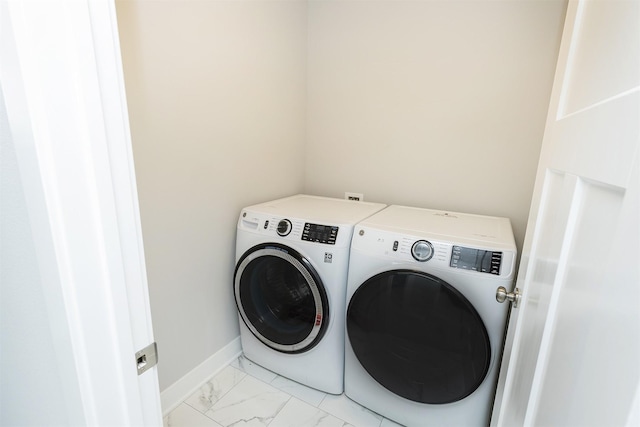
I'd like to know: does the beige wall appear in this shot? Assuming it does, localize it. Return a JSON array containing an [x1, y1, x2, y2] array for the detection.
[[305, 0, 567, 251], [116, 0, 307, 390], [116, 0, 566, 392]]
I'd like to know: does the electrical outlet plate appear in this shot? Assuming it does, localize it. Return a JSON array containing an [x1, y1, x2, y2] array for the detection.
[[345, 192, 364, 201]]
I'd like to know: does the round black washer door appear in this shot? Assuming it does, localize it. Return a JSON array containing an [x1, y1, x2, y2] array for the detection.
[[347, 270, 490, 404], [234, 243, 329, 354]]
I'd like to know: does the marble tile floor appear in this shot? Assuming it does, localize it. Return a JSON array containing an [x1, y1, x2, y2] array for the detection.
[[163, 355, 403, 427]]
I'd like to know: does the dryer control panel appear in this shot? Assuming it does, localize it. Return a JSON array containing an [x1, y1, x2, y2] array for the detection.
[[351, 226, 516, 279], [450, 246, 502, 275]]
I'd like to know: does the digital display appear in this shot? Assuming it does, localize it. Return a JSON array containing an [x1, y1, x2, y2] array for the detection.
[[302, 223, 338, 245], [450, 246, 502, 275]]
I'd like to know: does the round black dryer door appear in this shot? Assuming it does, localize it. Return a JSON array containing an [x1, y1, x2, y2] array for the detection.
[[234, 243, 329, 354], [347, 270, 490, 404]]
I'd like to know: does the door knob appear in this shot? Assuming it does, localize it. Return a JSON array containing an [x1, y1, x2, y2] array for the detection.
[[496, 286, 521, 308]]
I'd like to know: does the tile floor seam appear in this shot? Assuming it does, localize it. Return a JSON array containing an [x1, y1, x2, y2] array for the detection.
[[182, 366, 248, 418], [200, 367, 240, 413]]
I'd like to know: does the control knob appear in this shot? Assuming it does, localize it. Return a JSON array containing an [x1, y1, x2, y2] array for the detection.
[[277, 219, 292, 237], [411, 240, 434, 262]]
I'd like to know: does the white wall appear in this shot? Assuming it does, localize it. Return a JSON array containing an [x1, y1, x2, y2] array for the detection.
[[115, 0, 307, 390], [305, 0, 567, 250], [115, 0, 566, 393]]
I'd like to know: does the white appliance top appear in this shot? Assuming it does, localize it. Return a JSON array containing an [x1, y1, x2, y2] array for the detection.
[[243, 194, 387, 225], [359, 204, 516, 250]]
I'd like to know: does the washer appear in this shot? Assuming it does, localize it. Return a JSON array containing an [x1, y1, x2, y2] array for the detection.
[[234, 194, 386, 394], [345, 205, 517, 426]]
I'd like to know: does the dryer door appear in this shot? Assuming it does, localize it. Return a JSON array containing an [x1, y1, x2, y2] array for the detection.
[[234, 243, 329, 354], [347, 270, 490, 404]]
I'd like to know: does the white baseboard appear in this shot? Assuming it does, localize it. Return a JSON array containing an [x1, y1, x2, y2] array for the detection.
[[160, 337, 242, 416]]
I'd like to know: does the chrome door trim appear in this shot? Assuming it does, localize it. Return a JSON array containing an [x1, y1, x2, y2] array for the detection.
[[234, 245, 326, 353]]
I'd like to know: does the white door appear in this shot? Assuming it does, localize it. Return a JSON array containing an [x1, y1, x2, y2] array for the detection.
[[492, 0, 640, 426], [1, 1, 162, 425]]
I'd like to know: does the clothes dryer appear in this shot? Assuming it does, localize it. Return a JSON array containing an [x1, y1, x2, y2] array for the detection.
[[345, 205, 517, 426], [234, 194, 386, 394]]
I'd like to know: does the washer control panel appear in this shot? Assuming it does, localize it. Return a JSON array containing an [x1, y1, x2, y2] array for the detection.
[[302, 223, 338, 245], [239, 210, 352, 247]]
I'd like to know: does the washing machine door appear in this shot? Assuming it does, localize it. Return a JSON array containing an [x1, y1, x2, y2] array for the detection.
[[347, 270, 490, 404], [234, 243, 329, 354]]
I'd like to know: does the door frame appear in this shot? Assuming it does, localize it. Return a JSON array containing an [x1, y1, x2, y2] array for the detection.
[[1, 0, 162, 424]]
